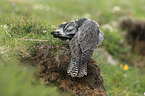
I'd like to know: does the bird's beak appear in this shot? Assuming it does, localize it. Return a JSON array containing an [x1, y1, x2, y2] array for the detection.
[[51, 28, 68, 40], [51, 28, 65, 36]]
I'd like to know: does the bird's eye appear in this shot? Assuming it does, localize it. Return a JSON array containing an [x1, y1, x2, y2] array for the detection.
[[67, 26, 74, 30], [64, 30, 67, 34]]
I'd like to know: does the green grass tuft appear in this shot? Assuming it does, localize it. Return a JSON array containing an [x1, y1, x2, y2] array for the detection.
[[0, 54, 58, 96]]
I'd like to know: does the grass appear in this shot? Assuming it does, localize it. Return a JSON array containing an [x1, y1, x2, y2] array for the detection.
[[103, 64, 145, 96], [0, 0, 145, 95], [0, 53, 58, 96], [93, 48, 145, 96]]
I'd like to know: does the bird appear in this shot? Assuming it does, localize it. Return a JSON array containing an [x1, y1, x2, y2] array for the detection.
[[51, 18, 104, 78]]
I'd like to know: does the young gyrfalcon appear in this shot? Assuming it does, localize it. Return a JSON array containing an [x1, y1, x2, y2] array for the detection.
[[51, 18, 104, 78]]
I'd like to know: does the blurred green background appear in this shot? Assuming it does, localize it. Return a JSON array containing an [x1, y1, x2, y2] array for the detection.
[[0, 0, 145, 96]]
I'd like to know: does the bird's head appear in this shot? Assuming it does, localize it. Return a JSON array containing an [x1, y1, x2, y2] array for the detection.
[[51, 22, 78, 40], [51, 18, 88, 41]]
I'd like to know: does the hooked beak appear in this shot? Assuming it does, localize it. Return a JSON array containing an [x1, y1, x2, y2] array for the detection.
[[51, 28, 66, 36], [51, 29, 72, 40]]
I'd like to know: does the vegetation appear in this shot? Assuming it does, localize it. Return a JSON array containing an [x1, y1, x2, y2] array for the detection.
[[0, 0, 144, 96], [0, 54, 58, 96]]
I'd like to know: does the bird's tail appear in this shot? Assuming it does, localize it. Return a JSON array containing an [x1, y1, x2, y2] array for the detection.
[[67, 61, 79, 77], [77, 63, 87, 78], [67, 61, 87, 78]]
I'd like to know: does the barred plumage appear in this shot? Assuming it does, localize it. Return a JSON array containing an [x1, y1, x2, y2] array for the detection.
[[51, 18, 104, 78]]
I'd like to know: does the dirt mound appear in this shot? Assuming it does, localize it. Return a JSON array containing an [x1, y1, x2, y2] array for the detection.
[[120, 18, 145, 55], [24, 43, 107, 96]]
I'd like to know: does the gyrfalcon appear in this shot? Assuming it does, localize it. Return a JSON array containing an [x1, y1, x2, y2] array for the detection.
[[51, 18, 104, 78]]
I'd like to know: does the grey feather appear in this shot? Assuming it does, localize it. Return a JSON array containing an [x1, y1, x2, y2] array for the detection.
[[51, 18, 104, 78]]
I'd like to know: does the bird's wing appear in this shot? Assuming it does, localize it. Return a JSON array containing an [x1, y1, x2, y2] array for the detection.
[[81, 50, 93, 64], [68, 33, 82, 77], [71, 20, 100, 77], [76, 50, 93, 77], [78, 19, 100, 52]]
